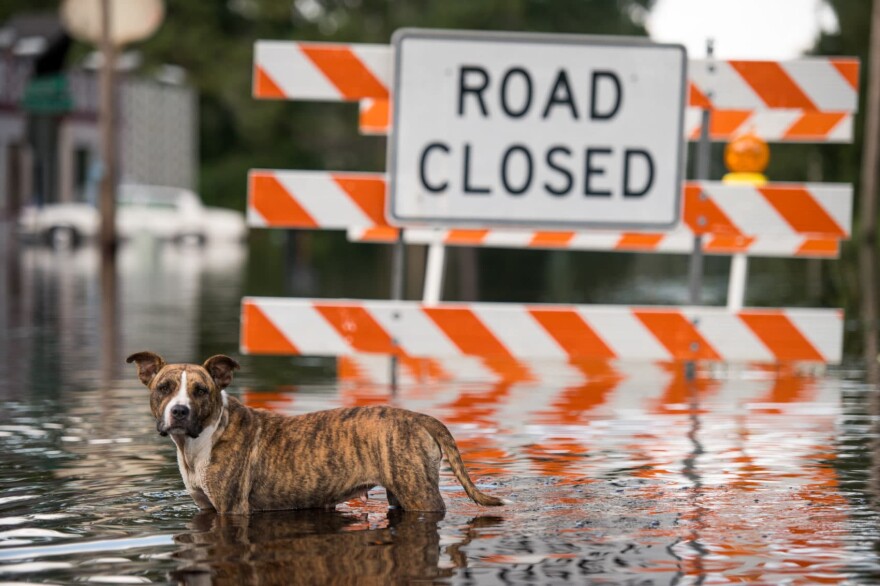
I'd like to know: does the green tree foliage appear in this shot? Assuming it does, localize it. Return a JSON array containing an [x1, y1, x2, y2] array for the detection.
[[135, 0, 652, 210], [812, 1, 875, 349], [804, 2, 871, 323], [132, 0, 656, 303], [812, 1, 870, 191], [0, 0, 57, 23]]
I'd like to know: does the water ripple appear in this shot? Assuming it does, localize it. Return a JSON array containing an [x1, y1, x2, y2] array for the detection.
[[0, 535, 175, 561]]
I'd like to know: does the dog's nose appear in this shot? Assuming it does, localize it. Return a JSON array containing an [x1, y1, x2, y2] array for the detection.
[[171, 405, 190, 420]]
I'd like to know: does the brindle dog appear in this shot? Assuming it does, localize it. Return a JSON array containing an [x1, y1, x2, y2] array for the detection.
[[126, 351, 504, 514]]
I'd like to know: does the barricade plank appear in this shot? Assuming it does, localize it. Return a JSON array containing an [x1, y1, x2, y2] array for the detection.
[[255, 41, 857, 111], [690, 58, 859, 112], [254, 41, 858, 142], [360, 101, 854, 142], [254, 41, 391, 101], [241, 298, 843, 363], [684, 109, 852, 143], [351, 229, 839, 259], [247, 171, 851, 258]]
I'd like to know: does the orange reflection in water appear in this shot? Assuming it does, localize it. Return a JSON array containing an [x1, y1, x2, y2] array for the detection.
[[534, 361, 623, 426], [522, 439, 592, 482], [622, 373, 848, 584], [241, 387, 296, 410], [245, 359, 854, 583]]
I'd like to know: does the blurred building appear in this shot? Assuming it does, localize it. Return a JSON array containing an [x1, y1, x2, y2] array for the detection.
[[0, 12, 197, 219]]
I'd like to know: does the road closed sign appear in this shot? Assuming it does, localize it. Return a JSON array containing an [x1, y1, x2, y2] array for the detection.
[[387, 29, 688, 230]]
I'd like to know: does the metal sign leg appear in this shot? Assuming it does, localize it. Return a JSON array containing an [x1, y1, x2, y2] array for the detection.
[[726, 253, 748, 312], [390, 230, 406, 393], [423, 239, 446, 305]]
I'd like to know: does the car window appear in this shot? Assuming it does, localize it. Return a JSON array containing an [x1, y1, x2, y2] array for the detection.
[[118, 185, 184, 210], [117, 199, 178, 210]]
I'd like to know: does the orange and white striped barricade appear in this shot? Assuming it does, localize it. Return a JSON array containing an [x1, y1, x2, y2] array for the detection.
[[684, 109, 853, 143], [253, 41, 391, 102], [687, 58, 858, 112], [244, 34, 858, 369], [247, 171, 851, 259], [362, 100, 858, 142], [241, 298, 842, 364], [362, 99, 856, 142], [254, 43, 859, 109], [351, 227, 842, 259], [253, 42, 858, 143]]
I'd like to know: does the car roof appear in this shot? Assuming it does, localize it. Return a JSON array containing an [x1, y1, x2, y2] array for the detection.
[[118, 185, 197, 205]]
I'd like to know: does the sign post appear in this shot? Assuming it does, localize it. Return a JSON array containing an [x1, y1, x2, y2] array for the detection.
[[688, 40, 714, 306], [388, 29, 688, 230]]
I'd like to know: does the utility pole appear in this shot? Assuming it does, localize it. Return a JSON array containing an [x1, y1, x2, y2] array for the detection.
[[62, 0, 164, 257], [98, 0, 117, 257], [62, 0, 164, 379], [860, 0, 880, 383]]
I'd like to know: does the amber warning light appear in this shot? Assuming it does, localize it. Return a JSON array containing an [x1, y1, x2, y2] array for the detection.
[[723, 131, 769, 186]]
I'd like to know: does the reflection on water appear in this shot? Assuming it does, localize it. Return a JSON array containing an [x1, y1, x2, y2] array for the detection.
[[1, 233, 880, 584], [171, 509, 495, 584], [4, 372, 880, 584], [0, 235, 247, 396]]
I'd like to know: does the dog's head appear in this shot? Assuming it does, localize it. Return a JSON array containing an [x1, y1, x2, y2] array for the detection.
[[126, 351, 240, 439]]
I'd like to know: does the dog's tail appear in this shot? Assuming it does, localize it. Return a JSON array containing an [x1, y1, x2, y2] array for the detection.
[[417, 414, 504, 507]]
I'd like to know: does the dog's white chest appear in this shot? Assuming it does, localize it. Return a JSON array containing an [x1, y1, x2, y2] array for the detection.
[[173, 392, 227, 506], [178, 438, 211, 490], [173, 426, 216, 507]]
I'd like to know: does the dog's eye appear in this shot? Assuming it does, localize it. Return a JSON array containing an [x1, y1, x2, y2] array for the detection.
[[157, 382, 172, 394], [194, 385, 209, 398]]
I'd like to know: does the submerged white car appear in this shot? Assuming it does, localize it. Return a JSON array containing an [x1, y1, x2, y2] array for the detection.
[[18, 185, 247, 247]]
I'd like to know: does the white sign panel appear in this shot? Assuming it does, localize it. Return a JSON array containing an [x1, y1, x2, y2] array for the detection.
[[388, 29, 688, 230]]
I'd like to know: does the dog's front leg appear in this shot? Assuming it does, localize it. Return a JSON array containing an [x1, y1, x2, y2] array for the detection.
[[216, 499, 251, 515], [190, 488, 216, 511], [204, 459, 253, 514], [209, 482, 251, 514]]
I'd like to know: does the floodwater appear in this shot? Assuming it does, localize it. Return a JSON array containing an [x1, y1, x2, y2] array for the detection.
[[2, 233, 880, 584]]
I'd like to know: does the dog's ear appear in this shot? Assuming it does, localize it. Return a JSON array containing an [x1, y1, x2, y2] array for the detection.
[[126, 351, 166, 387], [202, 355, 240, 390]]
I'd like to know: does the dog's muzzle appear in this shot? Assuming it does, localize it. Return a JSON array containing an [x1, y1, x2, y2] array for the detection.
[[157, 408, 203, 439]]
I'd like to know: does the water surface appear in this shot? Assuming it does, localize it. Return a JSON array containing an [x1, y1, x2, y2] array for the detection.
[[1, 238, 879, 584]]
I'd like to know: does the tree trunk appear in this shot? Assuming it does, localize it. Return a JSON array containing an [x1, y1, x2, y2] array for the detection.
[[859, 0, 880, 383]]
